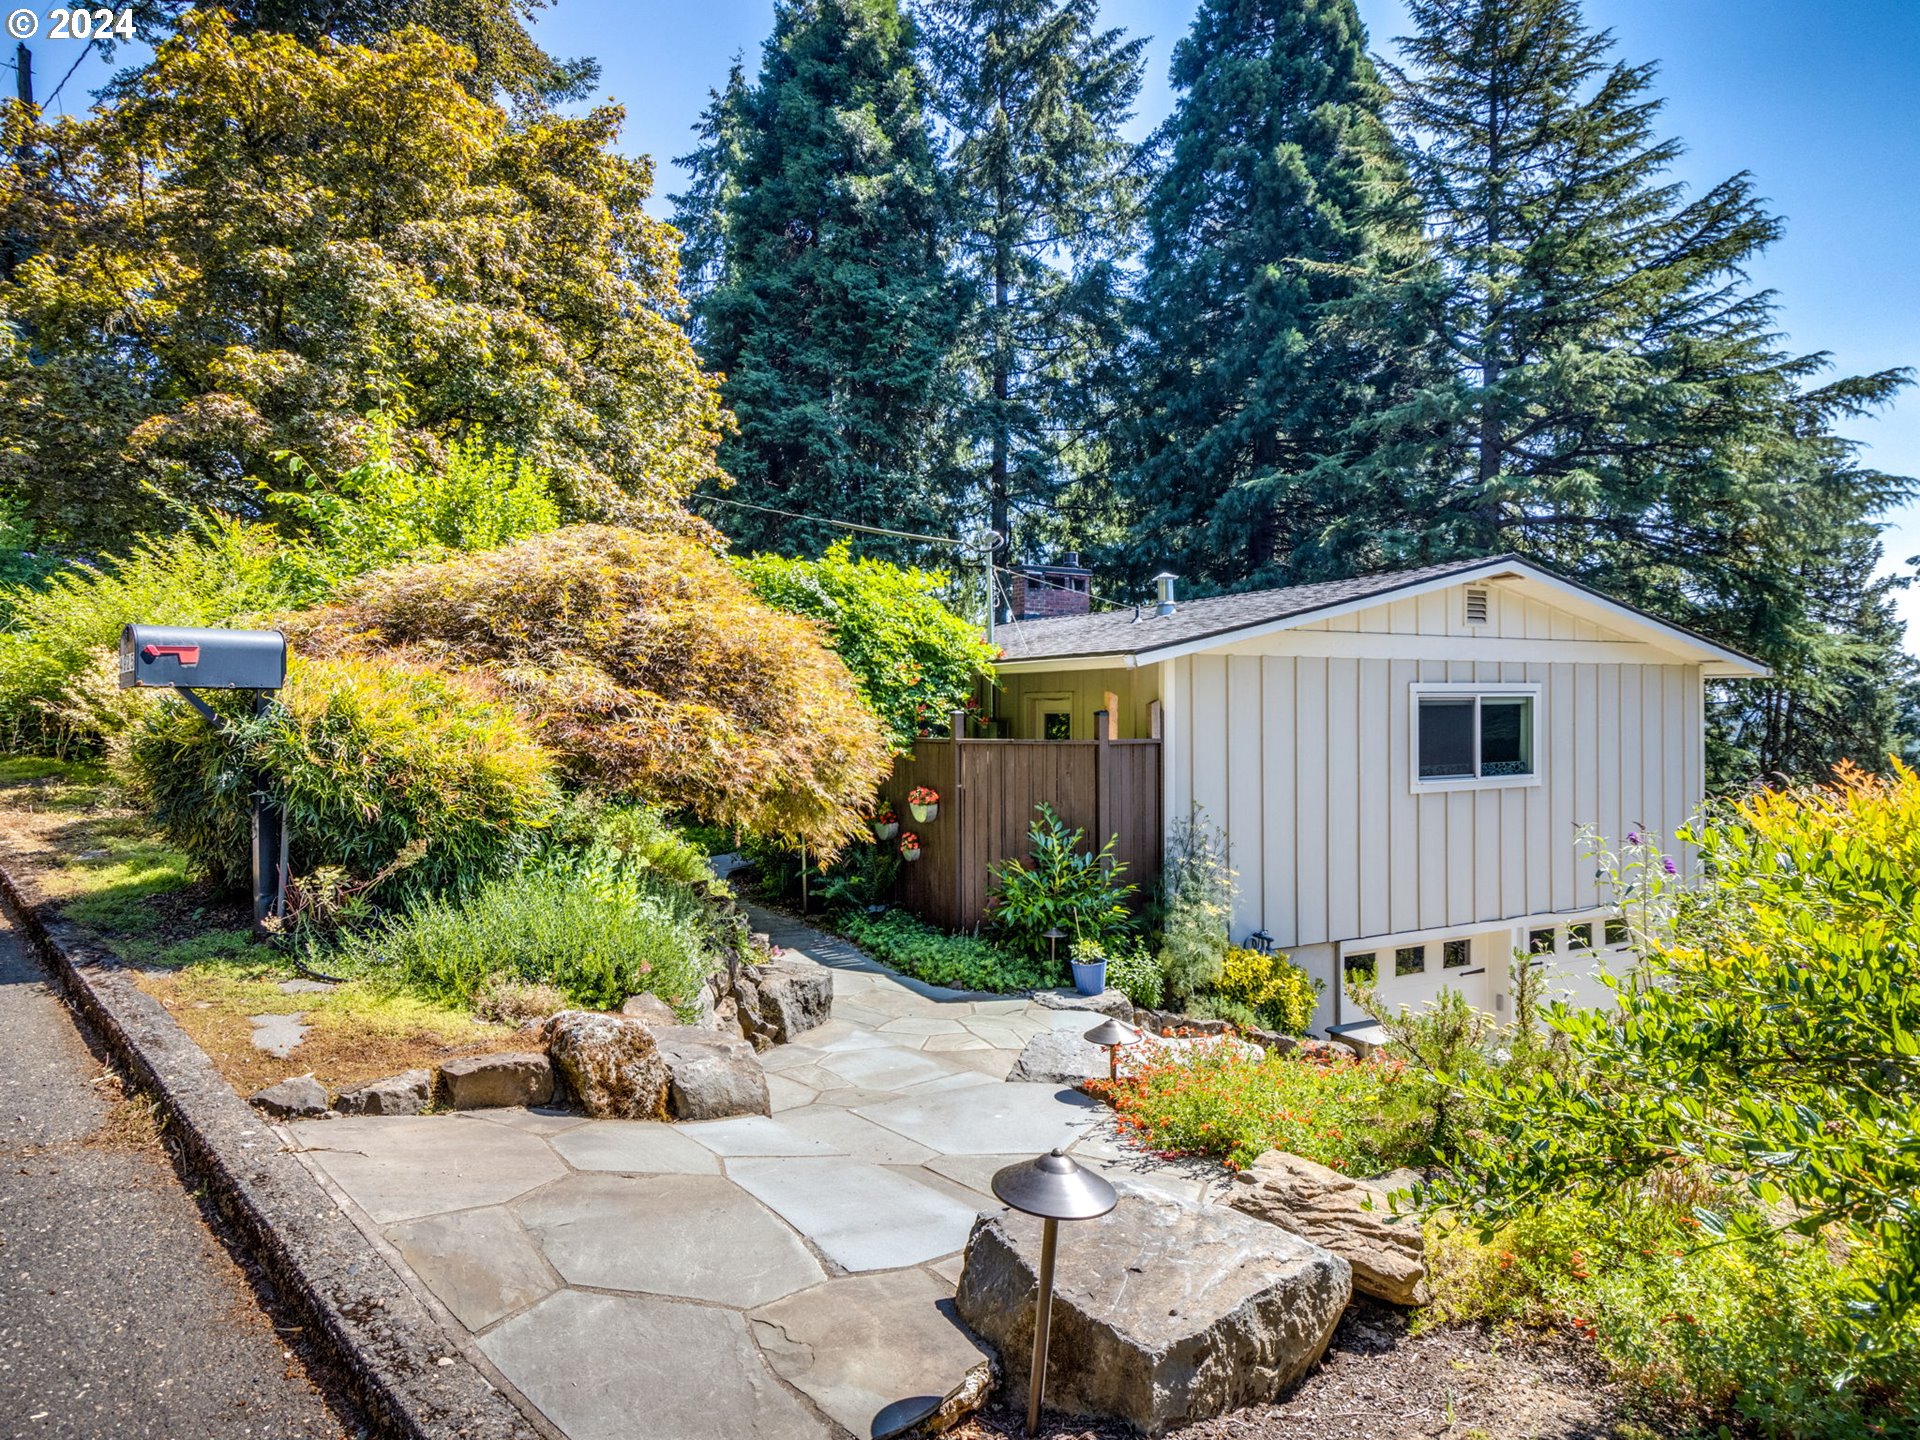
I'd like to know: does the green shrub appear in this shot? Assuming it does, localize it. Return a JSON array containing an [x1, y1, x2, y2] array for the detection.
[[337, 859, 716, 1014], [734, 542, 998, 752], [540, 795, 718, 894], [987, 804, 1135, 961], [1156, 815, 1234, 1004], [1214, 946, 1320, 1034], [264, 422, 560, 603], [1425, 1192, 1920, 1439], [836, 909, 1056, 992], [0, 519, 296, 752], [1105, 935, 1163, 1008], [116, 655, 558, 899]]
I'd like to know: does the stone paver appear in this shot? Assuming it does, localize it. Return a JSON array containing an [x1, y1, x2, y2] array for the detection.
[[517, 1172, 825, 1306], [750, 1270, 994, 1438], [480, 1290, 833, 1440], [285, 900, 1232, 1440]]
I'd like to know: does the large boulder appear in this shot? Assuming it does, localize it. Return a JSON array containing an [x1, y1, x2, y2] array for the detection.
[[1007, 1030, 1110, 1085], [438, 1052, 556, 1110], [734, 959, 832, 1049], [1033, 988, 1134, 1021], [248, 1074, 330, 1118], [1228, 1150, 1428, 1306], [545, 1011, 669, 1120], [955, 1193, 1350, 1435], [651, 1026, 771, 1121], [618, 993, 678, 1027], [334, 1069, 432, 1116]]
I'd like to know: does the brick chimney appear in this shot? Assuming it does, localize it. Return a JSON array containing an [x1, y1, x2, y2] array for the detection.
[[1010, 552, 1094, 620]]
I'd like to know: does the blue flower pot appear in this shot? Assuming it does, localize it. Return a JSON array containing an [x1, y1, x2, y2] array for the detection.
[[1070, 957, 1108, 996]]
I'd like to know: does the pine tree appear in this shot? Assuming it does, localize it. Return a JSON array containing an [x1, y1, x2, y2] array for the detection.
[[1119, 0, 1436, 592], [919, 0, 1145, 570], [679, 0, 958, 558], [671, 59, 751, 321]]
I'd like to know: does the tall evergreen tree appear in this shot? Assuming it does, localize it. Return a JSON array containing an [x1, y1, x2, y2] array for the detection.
[[678, 0, 958, 558], [672, 59, 751, 325], [1119, 0, 1436, 592], [918, 0, 1145, 570], [1381, 0, 1911, 653]]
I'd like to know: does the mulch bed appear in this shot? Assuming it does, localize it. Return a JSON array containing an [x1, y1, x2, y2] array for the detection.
[[952, 1299, 1641, 1440]]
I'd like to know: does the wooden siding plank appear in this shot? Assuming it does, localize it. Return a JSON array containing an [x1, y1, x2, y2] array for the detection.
[[1295, 658, 1329, 944], [1226, 655, 1265, 938], [1357, 659, 1390, 937], [1387, 659, 1418, 934], [1263, 658, 1298, 946], [1326, 657, 1361, 940]]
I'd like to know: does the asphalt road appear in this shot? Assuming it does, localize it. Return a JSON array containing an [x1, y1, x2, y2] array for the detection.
[[0, 909, 365, 1439]]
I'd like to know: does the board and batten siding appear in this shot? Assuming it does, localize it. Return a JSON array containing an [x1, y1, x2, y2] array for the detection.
[[1162, 644, 1705, 953]]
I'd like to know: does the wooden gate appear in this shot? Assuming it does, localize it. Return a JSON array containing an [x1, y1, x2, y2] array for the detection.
[[883, 710, 1161, 931]]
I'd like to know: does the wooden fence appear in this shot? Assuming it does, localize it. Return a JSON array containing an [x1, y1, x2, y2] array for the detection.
[[882, 710, 1162, 931]]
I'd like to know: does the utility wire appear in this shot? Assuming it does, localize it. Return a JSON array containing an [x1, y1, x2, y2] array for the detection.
[[696, 492, 968, 549], [42, 39, 92, 113]]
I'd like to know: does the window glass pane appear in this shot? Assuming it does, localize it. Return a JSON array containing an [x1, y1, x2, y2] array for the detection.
[[1344, 952, 1376, 983], [1395, 945, 1425, 976], [1528, 927, 1556, 955], [1043, 710, 1071, 741], [1442, 939, 1470, 968], [1605, 918, 1630, 947], [1479, 697, 1533, 776], [1567, 922, 1593, 951], [1418, 698, 1475, 778]]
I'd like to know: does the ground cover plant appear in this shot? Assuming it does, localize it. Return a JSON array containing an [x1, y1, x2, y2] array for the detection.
[[835, 909, 1057, 992], [1090, 1039, 1417, 1174]]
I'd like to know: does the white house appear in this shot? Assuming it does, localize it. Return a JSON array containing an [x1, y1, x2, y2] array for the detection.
[[990, 554, 1767, 1033]]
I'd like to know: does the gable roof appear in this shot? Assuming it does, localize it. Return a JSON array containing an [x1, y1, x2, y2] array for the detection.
[[993, 554, 1768, 676]]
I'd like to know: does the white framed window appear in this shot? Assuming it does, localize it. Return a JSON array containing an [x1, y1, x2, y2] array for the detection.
[[1409, 682, 1541, 791]]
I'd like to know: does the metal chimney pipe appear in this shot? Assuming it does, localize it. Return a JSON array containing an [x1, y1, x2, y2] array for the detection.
[[1153, 572, 1177, 617]]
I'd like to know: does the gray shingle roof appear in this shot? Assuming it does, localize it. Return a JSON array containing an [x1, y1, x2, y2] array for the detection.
[[994, 555, 1525, 663]]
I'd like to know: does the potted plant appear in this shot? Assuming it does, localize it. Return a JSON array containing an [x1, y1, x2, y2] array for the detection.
[[1070, 936, 1108, 996], [871, 805, 899, 841], [908, 785, 940, 823], [899, 832, 922, 862]]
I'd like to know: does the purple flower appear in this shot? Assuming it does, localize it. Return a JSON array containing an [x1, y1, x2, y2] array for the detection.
[[1662, 857, 1677, 875], [1627, 831, 1642, 845]]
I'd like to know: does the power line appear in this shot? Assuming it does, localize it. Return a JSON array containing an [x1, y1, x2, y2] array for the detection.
[[41, 38, 93, 113], [695, 492, 967, 548]]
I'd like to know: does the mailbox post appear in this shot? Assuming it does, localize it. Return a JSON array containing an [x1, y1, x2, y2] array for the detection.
[[119, 625, 289, 935]]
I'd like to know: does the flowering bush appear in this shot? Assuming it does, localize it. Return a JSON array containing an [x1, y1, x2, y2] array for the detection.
[[1215, 946, 1321, 1034], [1089, 1041, 1417, 1173]]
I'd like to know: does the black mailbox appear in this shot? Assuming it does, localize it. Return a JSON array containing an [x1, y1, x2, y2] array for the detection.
[[119, 625, 286, 691]]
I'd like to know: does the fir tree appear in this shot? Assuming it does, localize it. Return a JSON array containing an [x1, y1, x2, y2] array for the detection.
[[919, 0, 1145, 570], [681, 0, 958, 558], [671, 59, 751, 322], [1119, 0, 1436, 592]]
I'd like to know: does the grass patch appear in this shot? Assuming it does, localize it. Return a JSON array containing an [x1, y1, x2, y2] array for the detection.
[[1088, 1040, 1422, 1173]]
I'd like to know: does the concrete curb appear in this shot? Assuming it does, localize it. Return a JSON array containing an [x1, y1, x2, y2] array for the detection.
[[0, 839, 544, 1440]]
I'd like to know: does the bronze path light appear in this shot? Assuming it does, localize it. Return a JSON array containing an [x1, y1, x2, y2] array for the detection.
[[990, 1149, 1118, 1436], [1082, 1016, 1141, 1081]]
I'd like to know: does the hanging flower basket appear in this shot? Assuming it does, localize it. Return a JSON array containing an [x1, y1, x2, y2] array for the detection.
[[907, 785, 940, 824], [899, 833, 922, 863], [871, 806, 899, 841]]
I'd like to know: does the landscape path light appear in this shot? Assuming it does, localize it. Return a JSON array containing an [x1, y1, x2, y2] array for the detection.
[[1043, 927, 1066, 973], [990, 1149, 1119, 1436], [1082, 1016, 1141, 1081]]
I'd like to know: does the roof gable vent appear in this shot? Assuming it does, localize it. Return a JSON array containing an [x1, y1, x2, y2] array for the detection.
[[1464, 587, 1490, 626]]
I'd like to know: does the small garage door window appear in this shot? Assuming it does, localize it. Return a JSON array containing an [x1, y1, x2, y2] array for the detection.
[[1411, 685, 1540, 788]]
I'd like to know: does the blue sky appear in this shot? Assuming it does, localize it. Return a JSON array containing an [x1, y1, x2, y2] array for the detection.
[[44, 1, 1920, 635]]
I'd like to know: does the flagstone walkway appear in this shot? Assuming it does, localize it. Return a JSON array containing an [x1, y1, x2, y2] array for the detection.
[[280, 904, 1229, 1440]]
